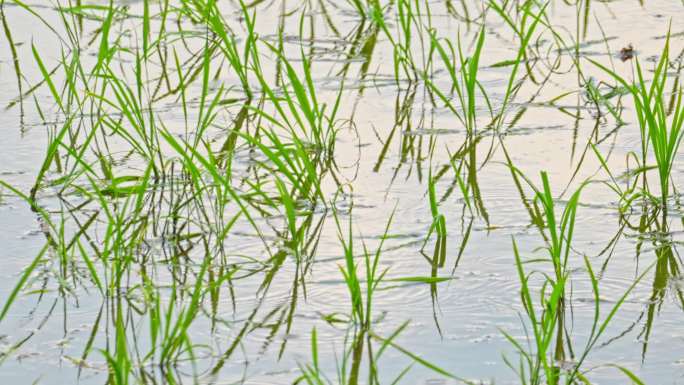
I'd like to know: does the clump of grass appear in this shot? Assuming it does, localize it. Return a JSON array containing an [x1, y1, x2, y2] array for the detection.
[[427, 26, 489, 135], [504, 170, 652, 385], [504, 171, 584, 384], [589, 33, 684, 216], [295, 202, 462, 385], [487, 0, 549, 131]]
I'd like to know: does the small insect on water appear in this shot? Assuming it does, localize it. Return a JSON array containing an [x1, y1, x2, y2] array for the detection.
[[620, 44, 634, 62]]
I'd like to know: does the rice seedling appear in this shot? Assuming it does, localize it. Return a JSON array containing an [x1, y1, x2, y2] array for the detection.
[[427, 26, 488, 135], [294, 203, 462, 384], [487, 0, 550, 131], [502, 171, 584, 383], [589, 33, 684, 217], [504, 170, 653, 385]]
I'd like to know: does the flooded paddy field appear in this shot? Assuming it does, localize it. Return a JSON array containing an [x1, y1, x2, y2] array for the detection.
[[0, 0, 683, 384]]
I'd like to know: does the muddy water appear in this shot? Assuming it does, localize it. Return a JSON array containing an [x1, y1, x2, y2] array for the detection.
[[0, 1, 683, 384]]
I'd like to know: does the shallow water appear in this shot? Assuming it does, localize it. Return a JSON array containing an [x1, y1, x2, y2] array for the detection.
[[0, 1, 683, 384]]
